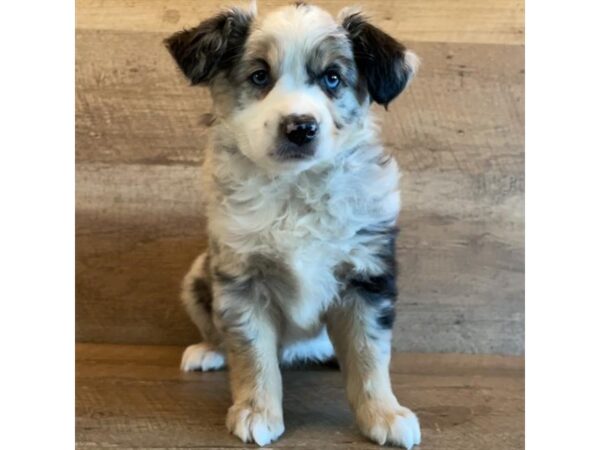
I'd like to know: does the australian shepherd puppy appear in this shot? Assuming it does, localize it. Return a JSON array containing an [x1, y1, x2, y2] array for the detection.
[[165, 1, 420, 448]]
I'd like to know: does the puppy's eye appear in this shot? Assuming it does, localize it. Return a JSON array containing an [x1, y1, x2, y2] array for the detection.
[[322, 70, 341, 90], [250, 70, 270, 87]]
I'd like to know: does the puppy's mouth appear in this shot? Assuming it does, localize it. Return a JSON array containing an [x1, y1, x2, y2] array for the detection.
[[271, 142, 317, 161]]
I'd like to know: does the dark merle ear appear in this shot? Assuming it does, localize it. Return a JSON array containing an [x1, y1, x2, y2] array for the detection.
[[340, 10, 419, 107], [164, 8, 253, 85]]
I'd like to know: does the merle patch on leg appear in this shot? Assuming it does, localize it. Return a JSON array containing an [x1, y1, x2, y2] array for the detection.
[[347, 227, 398, 330]]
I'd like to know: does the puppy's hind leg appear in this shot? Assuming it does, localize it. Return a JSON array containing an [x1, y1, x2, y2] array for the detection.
[[180, 251, 226, 372], [180, 342, 226, 372]]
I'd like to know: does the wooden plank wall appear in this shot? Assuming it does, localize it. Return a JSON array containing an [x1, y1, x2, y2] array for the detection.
[[75, 0, 524, 354]]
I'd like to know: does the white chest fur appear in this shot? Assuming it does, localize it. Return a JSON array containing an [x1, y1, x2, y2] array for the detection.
[[205, 141, 401, 331]]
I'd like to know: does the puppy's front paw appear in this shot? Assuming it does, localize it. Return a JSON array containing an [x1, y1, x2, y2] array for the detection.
[[180, 343, 226, 372], [226, 401, 284, 446], [356, 401, 421, 449]]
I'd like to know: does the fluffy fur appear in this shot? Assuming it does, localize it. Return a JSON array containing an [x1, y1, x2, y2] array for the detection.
[[166, 2, 420, 448]]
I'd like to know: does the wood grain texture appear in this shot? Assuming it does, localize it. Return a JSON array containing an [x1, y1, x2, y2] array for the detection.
[[75, 0, 524, 354], [76, 0, 524, 45], [76, 343, 524, 449]]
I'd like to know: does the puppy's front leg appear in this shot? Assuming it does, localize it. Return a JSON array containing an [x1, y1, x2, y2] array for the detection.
[[327, 288, 421, 449], [215, 289, 284, 446]]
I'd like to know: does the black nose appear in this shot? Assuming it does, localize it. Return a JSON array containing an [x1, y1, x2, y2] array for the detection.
[[281, 114, 319, 146]]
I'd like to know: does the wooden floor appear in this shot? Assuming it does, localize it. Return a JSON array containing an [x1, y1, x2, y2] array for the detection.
[[76, 344, 524, 449]]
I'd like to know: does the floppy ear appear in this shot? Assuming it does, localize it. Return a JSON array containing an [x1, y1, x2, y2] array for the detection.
[[164, 8, 254, 85], [340, 9, 419, 107]]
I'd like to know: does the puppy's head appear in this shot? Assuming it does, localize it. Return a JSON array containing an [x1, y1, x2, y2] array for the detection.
[[165, 2, 418, 172]]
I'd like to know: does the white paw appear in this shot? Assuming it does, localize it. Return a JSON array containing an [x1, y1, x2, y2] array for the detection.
[[180, 343, 226, 372], [356, 402, 421, 449], [226, 401, 285, 446]]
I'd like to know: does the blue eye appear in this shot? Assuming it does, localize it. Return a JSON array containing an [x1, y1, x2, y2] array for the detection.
[[250, 70, 269, 87], [322, 70, 341, 90]]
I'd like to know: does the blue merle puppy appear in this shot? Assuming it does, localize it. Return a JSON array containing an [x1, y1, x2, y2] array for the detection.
[[165, 1, 420, 447]]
